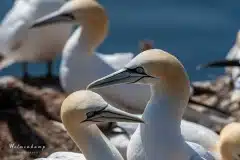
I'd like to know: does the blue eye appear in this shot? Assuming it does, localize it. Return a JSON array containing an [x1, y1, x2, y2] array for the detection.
[[86, 111, 95, 118], [136, 67, 145, 74]]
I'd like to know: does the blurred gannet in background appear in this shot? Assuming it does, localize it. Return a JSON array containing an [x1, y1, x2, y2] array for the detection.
[[0, 0, 73, 78], [30, 0, 151, 113], [198, 30, 240, 80], [215, 122, 240, 160], [198, 31, 240, 103], [36, 90, 144, 160], [88, 49, 216, 159]]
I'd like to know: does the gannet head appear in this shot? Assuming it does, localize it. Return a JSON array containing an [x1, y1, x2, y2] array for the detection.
[[31, 0, 108, 50], [88, 49, 190, 97], [61, 90, 144, 128], [217, 122, 240, 160]]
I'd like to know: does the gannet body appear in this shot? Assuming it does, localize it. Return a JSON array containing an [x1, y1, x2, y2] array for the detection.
[[0, 0, 72, 76], [116, 117, 219, 150], [37, 90, 144, 160], [88, 49, 215, 159], [30, 0, 150, 113]]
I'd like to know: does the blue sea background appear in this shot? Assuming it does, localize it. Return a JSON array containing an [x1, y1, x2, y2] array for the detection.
[[0, 0, 240, 81]]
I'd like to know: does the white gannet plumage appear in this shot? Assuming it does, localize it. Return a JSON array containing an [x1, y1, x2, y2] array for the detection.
[[115, 117, 219, 153], [225, 30, 240, 79], [36, 90, 144, 160], [88, 49, 216, 160], [0, 0, 73, 76]]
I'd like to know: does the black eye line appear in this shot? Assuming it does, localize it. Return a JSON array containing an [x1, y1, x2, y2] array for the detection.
[[86, 104, 108, 119], [125, 67, 155, 79], [61, 13, 75, 20], [128, 76, 146, 84], [126, 67, 146, 74]]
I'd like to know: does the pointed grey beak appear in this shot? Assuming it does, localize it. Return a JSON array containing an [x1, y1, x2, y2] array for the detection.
[[197, 59, 240, 70], [87, 68, 150, 89], [83, 104, 144, 123], [30, 11, 75, 28]]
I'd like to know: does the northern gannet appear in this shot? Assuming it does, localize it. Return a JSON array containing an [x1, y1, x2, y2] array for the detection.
[[198, 31, 240, 103], [215, 122, 240, 160], [88, 49, 215, 159], [0, 0, 73, 78], [36, 90, 144, 160], [198, 30, 240, 80], [30, 0, 150, 113]]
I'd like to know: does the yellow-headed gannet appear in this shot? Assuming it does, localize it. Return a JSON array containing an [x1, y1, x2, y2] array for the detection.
[[215, 122, 240, 160], [36, 90, 144, 160], [88, 49, 215, 159], [0, 0, 73, 78], [30, 0, 150, 113]]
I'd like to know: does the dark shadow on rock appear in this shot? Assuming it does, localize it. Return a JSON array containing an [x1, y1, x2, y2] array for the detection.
[[22, 76, 63, 92], [0, 84, 60, 122], [2, 108, 46, 158]]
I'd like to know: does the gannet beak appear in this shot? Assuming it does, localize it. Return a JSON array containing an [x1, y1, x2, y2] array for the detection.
[[83, 104, 144, 123], [87, 68, 151, 89], [197, 59, 240, 70], [31, 11, 75, 28]]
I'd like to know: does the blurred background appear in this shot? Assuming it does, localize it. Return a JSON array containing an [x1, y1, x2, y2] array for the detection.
[[0, 0, 240, 81]]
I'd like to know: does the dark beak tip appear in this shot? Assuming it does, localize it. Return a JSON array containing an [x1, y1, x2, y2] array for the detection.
[[30, 24, 37, 29]]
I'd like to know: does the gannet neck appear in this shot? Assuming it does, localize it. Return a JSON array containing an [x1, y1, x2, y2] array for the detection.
[[76, 27, 95, 54], [139, 85, 190, 159], [63, 27, 95, 58], [79, 21, 108, 54], [64, 123, 123, 160], [68, 19, 108, 56], [149, 85, 188, 121], [73, 0, 109, 53]]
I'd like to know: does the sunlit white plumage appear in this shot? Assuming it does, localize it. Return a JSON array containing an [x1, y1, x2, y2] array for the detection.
[[0, 0, 72, 76], [115, 117, 219, 153], [88, 49, 215, 159], [225, 30, 240, 79], [36, 90, 144, 160], [30, 0, 150, 113]]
